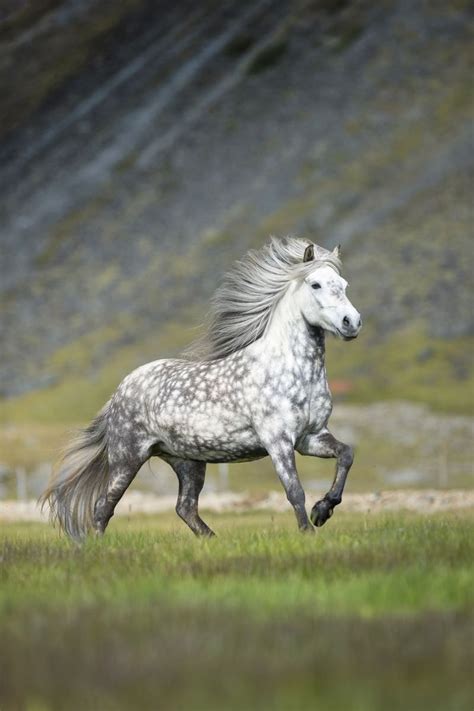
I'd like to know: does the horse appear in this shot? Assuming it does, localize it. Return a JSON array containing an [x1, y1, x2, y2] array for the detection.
[[40, 237, 361, 539]]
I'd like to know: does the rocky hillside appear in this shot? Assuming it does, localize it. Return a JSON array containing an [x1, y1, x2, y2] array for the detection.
[[0, 0, 473, 421]]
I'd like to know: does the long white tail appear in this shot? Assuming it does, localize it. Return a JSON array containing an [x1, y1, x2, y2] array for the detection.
[[39, 402, 110, 540]]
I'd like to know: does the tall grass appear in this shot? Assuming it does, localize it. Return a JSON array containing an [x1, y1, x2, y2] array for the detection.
[[1, 512, 472, 710]]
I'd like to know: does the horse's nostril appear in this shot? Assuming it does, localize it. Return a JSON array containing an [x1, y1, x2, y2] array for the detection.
[[357, 317, 362, 328], [342, 316, 350, 328]]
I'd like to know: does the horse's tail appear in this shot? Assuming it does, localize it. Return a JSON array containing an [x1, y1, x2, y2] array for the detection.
[[39, 401, 111, 540]]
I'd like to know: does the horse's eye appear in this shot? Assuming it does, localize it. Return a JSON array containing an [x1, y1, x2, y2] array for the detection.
[[311, 282, 321, 290]]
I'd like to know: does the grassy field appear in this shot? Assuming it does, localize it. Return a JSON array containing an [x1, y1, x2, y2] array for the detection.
[[1, 511, 473, 711]]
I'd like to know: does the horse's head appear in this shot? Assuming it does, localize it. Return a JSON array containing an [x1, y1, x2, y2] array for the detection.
[[297, 245, 361, 340]]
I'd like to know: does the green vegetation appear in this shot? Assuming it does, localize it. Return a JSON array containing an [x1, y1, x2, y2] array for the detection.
[[325, 326, 474, 414], [0, 321, 195, 426], [35, 191, 115, 268], [0, 512, 472, 710]]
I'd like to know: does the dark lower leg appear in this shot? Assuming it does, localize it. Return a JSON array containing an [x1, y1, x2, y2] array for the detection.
[[286, 480, 313, 532], [324, 444, 354, 505], [93, 465, 141, 535], [169, 459, 215, 537], [311, 440, 353, 527]]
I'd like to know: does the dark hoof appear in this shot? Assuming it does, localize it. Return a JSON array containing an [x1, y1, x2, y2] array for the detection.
[[310, 499, 334, 527]]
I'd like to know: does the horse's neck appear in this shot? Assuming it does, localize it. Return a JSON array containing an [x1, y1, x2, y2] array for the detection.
[[257, 294, 326, 381]]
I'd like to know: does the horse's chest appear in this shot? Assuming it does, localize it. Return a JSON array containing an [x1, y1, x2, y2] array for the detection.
[[287, 381, 332, 436], [307, 380, 332, 432], [280, 366, 332, 435], [248, 362, 332, 438]]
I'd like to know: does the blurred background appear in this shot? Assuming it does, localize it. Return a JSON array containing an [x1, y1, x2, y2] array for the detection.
[[0, 0, 472, 502]]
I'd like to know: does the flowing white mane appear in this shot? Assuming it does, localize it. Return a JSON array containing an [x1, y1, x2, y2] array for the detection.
[[186, 236, 342, 361]]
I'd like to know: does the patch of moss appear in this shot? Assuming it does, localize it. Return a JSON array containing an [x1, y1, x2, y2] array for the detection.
[[36, 191, 113, 267], [48, 322, 126, 376]]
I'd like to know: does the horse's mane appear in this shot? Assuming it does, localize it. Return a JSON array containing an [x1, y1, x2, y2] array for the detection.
[[185, 236, 342, 361]]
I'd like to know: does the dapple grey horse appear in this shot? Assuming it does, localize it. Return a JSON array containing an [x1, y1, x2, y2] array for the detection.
[[41, 237, 361, 538]]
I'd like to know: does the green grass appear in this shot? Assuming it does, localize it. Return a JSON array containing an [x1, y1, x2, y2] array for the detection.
[[1, 512, 473, 710]]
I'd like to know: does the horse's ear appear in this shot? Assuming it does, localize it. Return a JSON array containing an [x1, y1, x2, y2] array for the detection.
[[303, 244, 315, 262], [332, 244, 342, 259]]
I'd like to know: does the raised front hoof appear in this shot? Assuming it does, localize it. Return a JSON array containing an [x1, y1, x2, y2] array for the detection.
[[310, 499, 334, 527]]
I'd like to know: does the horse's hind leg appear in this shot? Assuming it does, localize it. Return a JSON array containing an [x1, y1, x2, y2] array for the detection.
[[163, 457, 215, 537], [93, 455, 145, 536]]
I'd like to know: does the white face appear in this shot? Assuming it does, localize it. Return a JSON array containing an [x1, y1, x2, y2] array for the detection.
[[298, 265, 361, 340]]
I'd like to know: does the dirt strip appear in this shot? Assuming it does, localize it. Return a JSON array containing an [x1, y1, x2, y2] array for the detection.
[[1, 489, 473, 523]]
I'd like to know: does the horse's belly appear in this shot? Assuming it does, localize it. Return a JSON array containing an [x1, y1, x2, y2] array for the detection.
[[160, 438, 267, 463], [190, 445, 268, 464], [157, 407, 265, 462]]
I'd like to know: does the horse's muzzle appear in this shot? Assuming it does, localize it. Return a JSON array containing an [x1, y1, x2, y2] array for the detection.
[[338, 315, 362, 340]]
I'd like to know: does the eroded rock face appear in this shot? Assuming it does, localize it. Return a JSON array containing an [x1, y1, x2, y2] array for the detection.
[[0, 0, 473, 400]]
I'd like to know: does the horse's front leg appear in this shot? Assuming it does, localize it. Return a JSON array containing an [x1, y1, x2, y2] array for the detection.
[[296, 429, 354, 527], [266, 438, 313, 532]]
